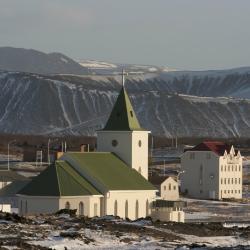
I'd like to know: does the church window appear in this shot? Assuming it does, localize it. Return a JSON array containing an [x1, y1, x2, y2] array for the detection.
[[130, 111, 133, 117], [135, 200, 139, 219], [146, 200, 149, 217], [114, 200, 118, 216], [138, 140, 142, 147], [125, 200, 128, 218], [112, 139, 118, 147], [79, 202, 84, 216], [25, 201, 28, 214], [65, 201, 70, 209], [94, 203, 98, 216]]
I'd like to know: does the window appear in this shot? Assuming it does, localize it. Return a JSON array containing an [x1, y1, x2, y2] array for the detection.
[[94, 203, 98, 216], [130, 111, 133, 117], [164, 185, 166, 191], [239, 190, 241, 194], [138, 140, 142, 147], [228, 190, 230, 194], [228, 178, 230, 184], [231, 190, 233, 194], [65, 201, 70, 210], [224, 165, 226, 171], [235, 165, 237, 171], [79, 202, 84, 216], [224, 190, 226, 194], [239, 178, 241, 184], [224, 178, 226, 184], [235, 178, 237, 184], [25, 201, 28, 214], [138, 167, 142, 174], [221, 165, 223, 172], [173, 185, 176, 190], [114, 200, 118, 216], [228, 166, 230, 171], [239, 166, 241, 171], [125, 200, 128, 218], [146, 200, 149, 217], [235, 190, 237, 194], [231, 178, 234, 184], [112, 139, 118, 147], [169, 184, 172, 190], [231, 165, 233, 171], [135, 200, 139, 219], [221, 178, 223, 185], [190, 152, 195, 159]]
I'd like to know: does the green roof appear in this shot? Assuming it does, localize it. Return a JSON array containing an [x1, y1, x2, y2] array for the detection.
[[65, 152, 156, 191], [0, 179, 31, 197], [103, 87, 144, 131], [18, 161, 101, 196]]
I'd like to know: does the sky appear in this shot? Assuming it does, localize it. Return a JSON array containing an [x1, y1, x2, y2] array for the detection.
[[0, 0, 250, 70]]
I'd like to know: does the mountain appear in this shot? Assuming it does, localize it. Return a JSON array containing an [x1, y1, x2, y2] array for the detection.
[[0, 47, 89, 75], [1, 68, 250, 138]]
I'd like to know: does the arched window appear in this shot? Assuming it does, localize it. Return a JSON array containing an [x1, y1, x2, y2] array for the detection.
[[65, 201, 70, 209], [79, 202, 84, 216], [146, 199, 149, 217], [135, 200, 139, 219], [25, 201, 28, 214], [125, 200, 128, 218], [114, 200, 118, 216]]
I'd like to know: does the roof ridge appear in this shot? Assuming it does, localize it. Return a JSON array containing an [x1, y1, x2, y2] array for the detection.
[[57, 161, 97, 195], [54, 164, 62, 196]]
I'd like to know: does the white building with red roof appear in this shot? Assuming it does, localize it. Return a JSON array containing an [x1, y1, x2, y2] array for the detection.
[[180, 141, 242, 200]]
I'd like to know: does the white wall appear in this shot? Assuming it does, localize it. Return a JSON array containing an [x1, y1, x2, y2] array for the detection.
[[105, 190, 156, 220], [151, 207, 184, 222], [17, 195, 102, 216], [160, 177, 179, 201], [181, 151, 220, 199], [97, 131, 149, 179], [0, 204, 11, 213], [181, 147, 243, 200]]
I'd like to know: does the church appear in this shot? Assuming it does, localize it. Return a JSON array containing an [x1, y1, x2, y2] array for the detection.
[[17, 75, 157, 220]]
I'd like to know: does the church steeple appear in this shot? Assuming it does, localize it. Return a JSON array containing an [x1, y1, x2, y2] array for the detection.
[[103, 72, 143, 131]]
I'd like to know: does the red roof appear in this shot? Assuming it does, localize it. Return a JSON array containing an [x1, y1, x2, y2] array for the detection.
[[185, 141, 233, 156]]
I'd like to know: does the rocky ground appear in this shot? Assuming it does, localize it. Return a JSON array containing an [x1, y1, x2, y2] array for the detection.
[[0, 212, 250, 250]]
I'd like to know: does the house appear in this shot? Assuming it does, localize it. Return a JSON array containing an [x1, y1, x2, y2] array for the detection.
[[151, 200, 186, 223], [149, 175, 179, 201], [180, 141, 243, 200], [17, 83, 157, 220], [0, 170, 27, 190], [0, 170, 28, 212]]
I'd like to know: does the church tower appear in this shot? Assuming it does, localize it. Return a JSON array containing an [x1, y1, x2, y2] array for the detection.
[[97, 72, 150, 180]]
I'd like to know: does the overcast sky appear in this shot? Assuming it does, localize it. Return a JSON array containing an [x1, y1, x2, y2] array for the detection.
[[0, 0, 250, 70]]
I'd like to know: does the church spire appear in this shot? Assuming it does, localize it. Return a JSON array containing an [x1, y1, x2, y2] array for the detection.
[[102, 71, 143, 131]]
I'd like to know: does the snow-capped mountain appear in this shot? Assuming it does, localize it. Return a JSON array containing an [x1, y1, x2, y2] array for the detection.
[[1, 68, 250, 138]]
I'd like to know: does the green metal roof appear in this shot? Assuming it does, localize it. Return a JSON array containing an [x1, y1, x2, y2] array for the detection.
[[65, 152, 156, 191], [18, 161, 101, 196], [0, 179, 31, 197], [103, 87, 144, 131]]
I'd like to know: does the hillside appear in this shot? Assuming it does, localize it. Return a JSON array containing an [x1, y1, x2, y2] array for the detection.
[[1, 68, 250, 138], [0, 47, 89, 75]]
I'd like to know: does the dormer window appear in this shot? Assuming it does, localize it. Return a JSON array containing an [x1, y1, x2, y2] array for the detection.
[[130, 111, 133, 117]]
